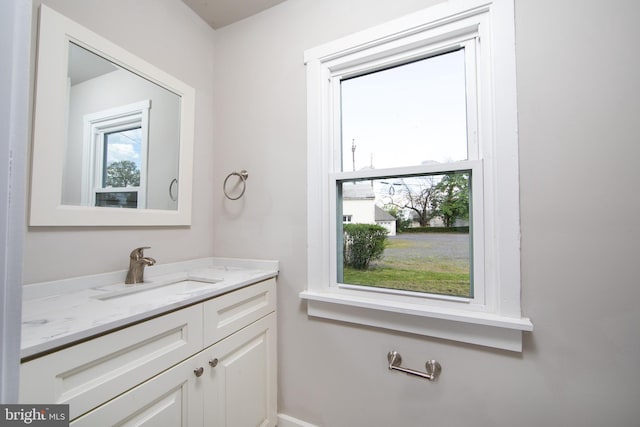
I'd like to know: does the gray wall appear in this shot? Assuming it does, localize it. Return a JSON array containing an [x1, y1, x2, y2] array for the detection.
[[212, 0, 640, 426], [24, 0, 216, 283]]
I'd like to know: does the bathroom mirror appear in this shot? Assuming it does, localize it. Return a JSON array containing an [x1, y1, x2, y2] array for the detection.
[[29, 5, 195, 226]]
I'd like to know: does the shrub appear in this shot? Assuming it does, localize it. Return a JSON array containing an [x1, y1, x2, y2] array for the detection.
[[343, 224, 388, 269]]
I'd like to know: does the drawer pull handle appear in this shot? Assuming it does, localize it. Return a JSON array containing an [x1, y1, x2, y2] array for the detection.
[[209, 358, 219, 368], [194, 367, 204, 377]]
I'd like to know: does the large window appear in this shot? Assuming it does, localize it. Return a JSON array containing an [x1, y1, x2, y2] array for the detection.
[[302, 0, 532, 351], [338, 48, 476, 300]]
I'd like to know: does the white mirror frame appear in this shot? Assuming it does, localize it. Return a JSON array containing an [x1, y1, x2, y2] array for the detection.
[[29, 5, 195, 226]]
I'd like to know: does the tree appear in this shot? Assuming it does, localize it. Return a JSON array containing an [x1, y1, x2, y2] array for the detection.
[[105, 160, 140, 187], [386, 176, 438, 227], [433, 173, 469, 227]]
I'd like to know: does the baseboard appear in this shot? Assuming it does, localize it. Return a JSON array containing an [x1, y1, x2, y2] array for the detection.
[[278, 413, 319, 427]]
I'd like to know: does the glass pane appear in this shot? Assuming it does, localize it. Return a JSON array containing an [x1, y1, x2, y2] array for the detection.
[[338, 171, 472, 297], [103, 127, 142, 188], [95, 191, 138, 208], [341, 49, 468, 171]]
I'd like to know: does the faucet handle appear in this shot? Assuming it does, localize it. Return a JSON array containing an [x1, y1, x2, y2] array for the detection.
[[130, 246, 151, 260]]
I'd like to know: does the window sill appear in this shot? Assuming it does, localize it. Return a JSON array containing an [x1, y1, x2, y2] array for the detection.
[[299, 290, 533, 352]]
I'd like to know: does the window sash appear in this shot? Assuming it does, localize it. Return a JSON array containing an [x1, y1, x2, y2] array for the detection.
[[329, 37, 480, 170], [329, 160, 486, 308]]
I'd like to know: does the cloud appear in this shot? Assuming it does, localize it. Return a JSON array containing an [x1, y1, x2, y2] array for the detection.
[[105, 130, 142, 166]]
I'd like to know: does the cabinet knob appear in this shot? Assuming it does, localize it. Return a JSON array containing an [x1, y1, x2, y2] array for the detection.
[[209, 358, 219, 368], [194, 367, 204, 377]]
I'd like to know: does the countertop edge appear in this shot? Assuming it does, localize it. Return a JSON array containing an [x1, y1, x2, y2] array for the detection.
[[22, 257, 279, 300], [21, 258, 278, 360]]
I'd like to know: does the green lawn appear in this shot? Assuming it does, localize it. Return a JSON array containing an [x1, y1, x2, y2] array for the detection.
[[343, 233, 471, 297]]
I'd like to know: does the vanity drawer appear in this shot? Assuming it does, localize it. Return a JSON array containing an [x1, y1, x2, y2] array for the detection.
[[203, 278, 276, 346], [20, 304, 203, 421]]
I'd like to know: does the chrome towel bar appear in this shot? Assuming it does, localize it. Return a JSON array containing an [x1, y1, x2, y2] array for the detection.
[[387, 351, 441, 381]]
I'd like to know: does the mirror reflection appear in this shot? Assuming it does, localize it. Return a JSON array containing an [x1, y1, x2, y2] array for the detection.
[[62, 42, 181, 210]]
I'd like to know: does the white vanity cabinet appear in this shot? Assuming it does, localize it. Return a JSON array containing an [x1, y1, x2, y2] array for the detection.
[[20, 278, 277, 426]]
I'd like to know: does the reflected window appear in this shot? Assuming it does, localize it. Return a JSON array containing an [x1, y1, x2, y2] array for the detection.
[[82, 100, 150, 208]]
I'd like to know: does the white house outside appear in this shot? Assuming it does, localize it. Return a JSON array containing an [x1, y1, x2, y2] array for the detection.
[[342, 182, 396, 236]]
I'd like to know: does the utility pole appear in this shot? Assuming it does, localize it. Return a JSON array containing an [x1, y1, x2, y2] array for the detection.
[[351, 139, 356, 172]]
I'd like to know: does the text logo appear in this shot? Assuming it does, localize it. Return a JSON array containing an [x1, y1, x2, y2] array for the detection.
[[0, 405, 69, 426]]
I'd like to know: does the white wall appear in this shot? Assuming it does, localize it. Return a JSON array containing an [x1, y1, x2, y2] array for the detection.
[[343, 200, 375, 225], [24, 0, 216, 283], [212, 0, 640, 426]]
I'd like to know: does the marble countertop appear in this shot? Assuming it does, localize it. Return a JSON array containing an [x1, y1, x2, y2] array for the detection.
[[21, 257, 278, 359]]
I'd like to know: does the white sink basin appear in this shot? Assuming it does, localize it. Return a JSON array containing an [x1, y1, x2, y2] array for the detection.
[[92, 276, 223, 301]]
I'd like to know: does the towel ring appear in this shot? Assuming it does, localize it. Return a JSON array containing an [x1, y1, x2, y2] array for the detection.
[[169, 178, 178, 201], [223, 170, 248, 200]]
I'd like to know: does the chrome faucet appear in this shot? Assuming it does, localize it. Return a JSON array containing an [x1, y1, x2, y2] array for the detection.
[[125, 247, 156, 285]]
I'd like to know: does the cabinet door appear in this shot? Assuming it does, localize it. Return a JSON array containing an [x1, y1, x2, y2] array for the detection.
[[71, 351, 206, 427], [203, 313, 277, 427]]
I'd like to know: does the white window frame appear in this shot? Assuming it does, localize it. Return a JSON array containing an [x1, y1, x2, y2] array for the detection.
[[82, 100, 150, 208], [301, 0, 532, 352]]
